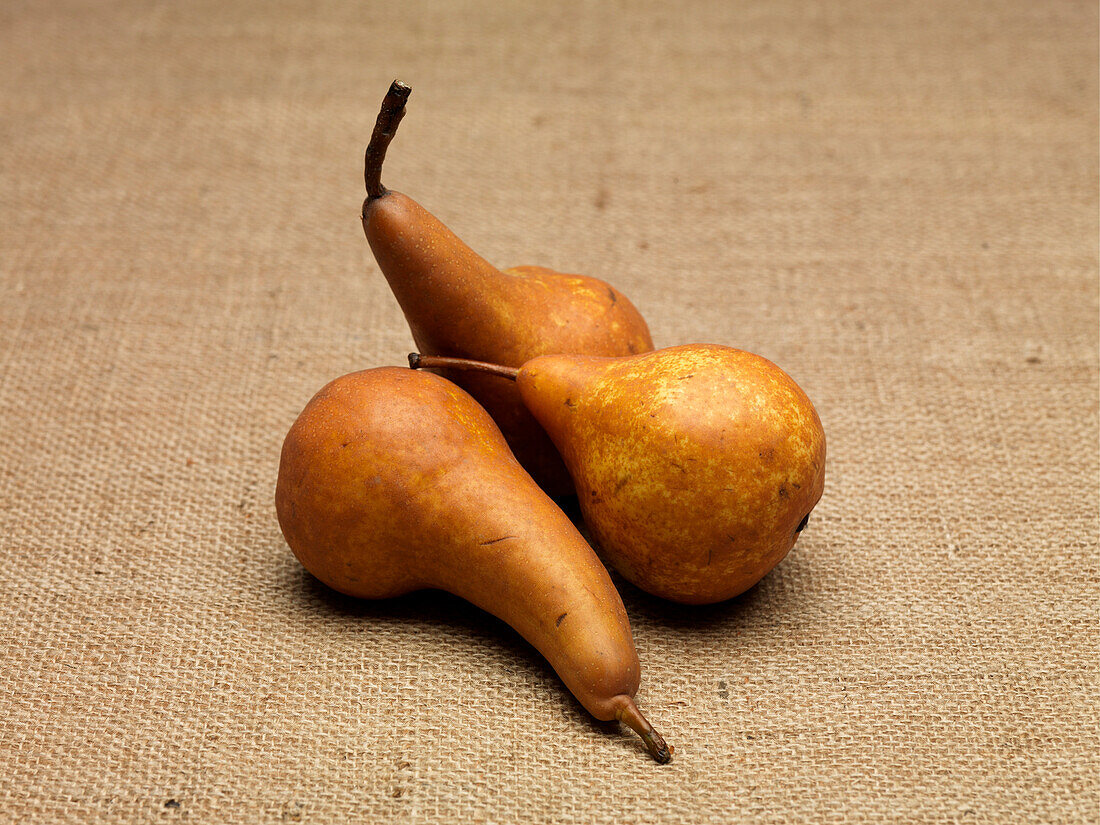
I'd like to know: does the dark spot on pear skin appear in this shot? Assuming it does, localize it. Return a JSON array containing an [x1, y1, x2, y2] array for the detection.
[[613, 476, 630, 494], [778, 485, 789, 498], [759, 447, 775, 462], [480, 536, 517, 546], [563, 398, 576, 408], [677, 374, 694, 380], [607, 286, 617, 305], [556, 612, 568, 627]]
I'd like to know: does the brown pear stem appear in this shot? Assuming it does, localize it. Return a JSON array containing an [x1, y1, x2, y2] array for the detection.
[[364, 80, 412, 201], [409, 353, 520, 381], [613, 695, 672, 764]]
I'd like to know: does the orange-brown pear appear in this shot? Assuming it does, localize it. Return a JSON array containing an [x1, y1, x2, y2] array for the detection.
[[275, 367, 670, 762], [411, 345, 826, 604], [360, 81, 653, 497]]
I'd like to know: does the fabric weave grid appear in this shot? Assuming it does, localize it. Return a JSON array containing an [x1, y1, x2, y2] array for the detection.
[[0, 1, 1096, 822]]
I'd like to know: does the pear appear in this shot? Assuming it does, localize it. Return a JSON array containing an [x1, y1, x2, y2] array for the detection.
[[411, 345, 826, 604], [275, 367, 671, 762], [360, 81, 653, 497]]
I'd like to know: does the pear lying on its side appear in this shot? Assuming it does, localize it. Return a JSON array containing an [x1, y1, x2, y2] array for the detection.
[[411, 345, 826, 604], [275, 367, 671, 762]]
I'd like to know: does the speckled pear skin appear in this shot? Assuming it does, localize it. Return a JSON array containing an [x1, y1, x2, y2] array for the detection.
[[516, 345, 827, 605], [274, 367, 642, 721], [363, 191, 653, 497]]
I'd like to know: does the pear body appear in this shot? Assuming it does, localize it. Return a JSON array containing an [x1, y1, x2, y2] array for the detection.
[[363, 192, 653, 496], [516, 345, 826, 604], [275, 367, 642, 720]]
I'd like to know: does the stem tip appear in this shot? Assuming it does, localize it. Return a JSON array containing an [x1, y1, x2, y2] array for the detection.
[[364, 80, 413, 201], [408, 354, 520, 382], [614, 695, 673, 765]]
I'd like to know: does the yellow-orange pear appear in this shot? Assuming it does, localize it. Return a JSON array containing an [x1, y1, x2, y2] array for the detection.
[[411, 345, 826, 604], [360, 81, 653, 497], [275, 367, 670, 762]]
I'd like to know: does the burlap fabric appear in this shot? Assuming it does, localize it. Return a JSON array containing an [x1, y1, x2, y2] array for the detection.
[[2, 1, 1097, 822]]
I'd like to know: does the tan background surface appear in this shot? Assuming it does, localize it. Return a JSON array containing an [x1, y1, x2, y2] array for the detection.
[[2, 1, 1097, 822]]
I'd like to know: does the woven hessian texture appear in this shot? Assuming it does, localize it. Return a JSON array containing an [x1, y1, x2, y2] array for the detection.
[[1, 1, 1097, 822]]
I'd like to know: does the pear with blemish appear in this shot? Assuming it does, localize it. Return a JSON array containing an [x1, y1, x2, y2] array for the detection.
[[360, 81, 653, 497], [275, 367, 671, 762], [411, 345, 826, 604]]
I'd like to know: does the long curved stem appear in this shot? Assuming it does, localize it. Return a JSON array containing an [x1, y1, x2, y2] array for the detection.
[[409, 353, 520, 381], [613, 695, 672, 764], [364, 80, 412, 201]]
